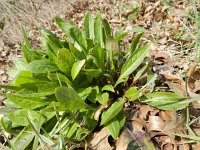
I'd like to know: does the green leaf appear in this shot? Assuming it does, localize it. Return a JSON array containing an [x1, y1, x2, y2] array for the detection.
[[114, 28, 128, 42], [11, 126, 35, 150], [90, 46, 105, 71], [57, 48, 75, 76], [133, 63, 149, 83], [7, 93, 48, 109], [94, 12, 104, 48], [102, 85, 115, 93], [17, 82, 58, 97], [55, 87, 89, 110], [71, 59, 86, 80], [41, 29, 63, 59], [66, 122, 79, 139], [131, 26, 146, 33], [84, 12, 94, 39], [105, 112, 125, 140], [13, 57, 26, 71], [106, 118, 121, 140], [69, 43, 85, 60], [1, 119, 18, 135], [0, 85, 21, 91], [143, 92, 188, 110], [101, 99, 124, 125], [125, 87, 141, 101], [97, 92, 109, 104], [48, 72, 74, 88], [14, 71, 41, 86], [69, 27, 88, 55], [84, 69, 102, 77], [55, 17, 73, 36], [103, 19, 111, 37], [21, 45, 33, 63], [26, 60, 58, 74], [175, 134, 200, 141], [21, 27, 32, 49], [115, 44, 150, 86], [129, 32, 143, 55]]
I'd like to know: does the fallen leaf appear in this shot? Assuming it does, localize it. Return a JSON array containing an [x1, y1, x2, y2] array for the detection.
[[188, 63, 197, 90], [86, 128, 113, 150]]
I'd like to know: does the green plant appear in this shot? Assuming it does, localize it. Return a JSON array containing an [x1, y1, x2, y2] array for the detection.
[[0, 12, 189, 149]]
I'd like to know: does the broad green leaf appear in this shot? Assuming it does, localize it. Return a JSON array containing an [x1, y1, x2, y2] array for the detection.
[[48, 72, 74, 88], [101, 99, 124, 125], [55, 87, 89, 110], [94, 12, 104, 48], [14, 71, 42, 85], [129, 32, 143, 55], [78, 87, 93, 100], [69, 43, 85, 60], [6, 68, 20, 78], [143, 92, 188, 110], [102, 85, 115, 93], [71, 59, 86, 80], [69, 27, 88, 55], [13, 58, 27, 70], [103, 19, 111, 37], [11, 126, 35, 150], [90, 46, 105, 71], [21, 46, 44, 63], [57, 48, 75, 76], [17, 82, 58, 97], [105, 112, 125, 140], [106, 118, 121, 140], [84, 12, 94, 39], [41, 29, 63, 57], [84, 69, 102, 77], [7, 93, 48, 109], [6, 110, 43, 127], [115, 44, 150, 86], [125, 87, 141, 101], [84, 86, 99, 103], [26, 60, 58, 74], [97, 92, 109, 104], [55, 17, 73, 36], [0, 85, 21, 91], [1, 119, 18, 135], [114, 28, 128, 42]]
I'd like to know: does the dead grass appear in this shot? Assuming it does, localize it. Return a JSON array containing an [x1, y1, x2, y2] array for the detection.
[[0, 0, 77, 43]]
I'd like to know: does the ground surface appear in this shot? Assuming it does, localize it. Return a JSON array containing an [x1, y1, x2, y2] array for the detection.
[[0, 0, 200, 149]]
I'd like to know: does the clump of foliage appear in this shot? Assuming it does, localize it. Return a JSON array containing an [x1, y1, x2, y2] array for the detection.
[[0, 12, 189, 149]]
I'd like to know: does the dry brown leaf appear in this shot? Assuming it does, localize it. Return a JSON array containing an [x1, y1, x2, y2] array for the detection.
[[148, 116, 165, 131], [138, 105, 153, 120], [160, 110, 176, 121], [188, 63, 197, 90], [149, 50, 171, 63], [132, 118, 146, 132], [160, 136, 177, 150], [86, 128, 113, 150], [192, 143, 200, 150]]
